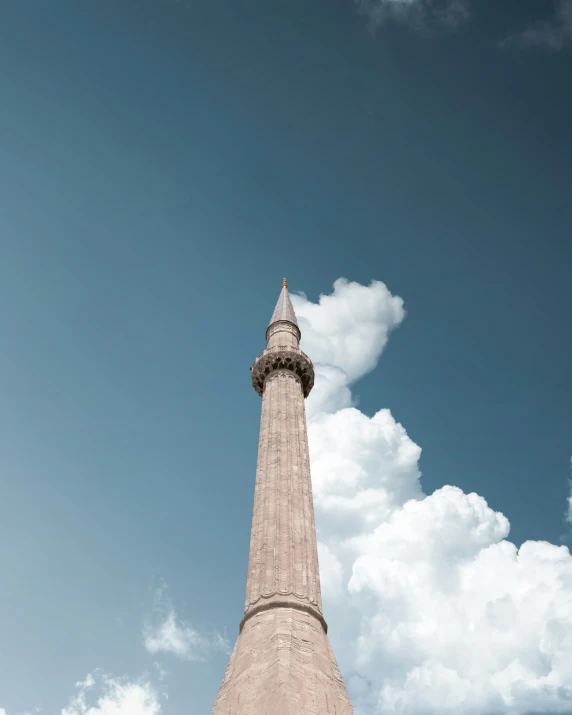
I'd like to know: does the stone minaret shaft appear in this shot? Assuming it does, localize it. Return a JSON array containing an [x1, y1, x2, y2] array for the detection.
[[213, 280, 354, 715], [243, 289, 323, 627]]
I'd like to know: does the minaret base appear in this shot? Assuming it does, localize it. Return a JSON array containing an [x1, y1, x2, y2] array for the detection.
[[213, 606, 354, 715]]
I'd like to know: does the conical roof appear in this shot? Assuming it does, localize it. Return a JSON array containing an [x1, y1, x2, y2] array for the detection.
[[268, 279, 299, 329]]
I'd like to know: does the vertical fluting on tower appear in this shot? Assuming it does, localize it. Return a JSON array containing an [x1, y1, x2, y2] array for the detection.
[[212, 280, 354, 715], [244, 290, 322, 620]]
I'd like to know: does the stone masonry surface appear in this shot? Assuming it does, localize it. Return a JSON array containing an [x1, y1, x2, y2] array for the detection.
[[212, 285, 354, 715]]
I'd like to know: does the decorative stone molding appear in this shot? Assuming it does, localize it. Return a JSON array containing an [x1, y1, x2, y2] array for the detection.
[[240, 594, 328, 634], [251, 348, 314, 398]]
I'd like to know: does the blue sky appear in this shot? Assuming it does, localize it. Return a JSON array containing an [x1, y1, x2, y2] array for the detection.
[[0, 1, 571, 714]]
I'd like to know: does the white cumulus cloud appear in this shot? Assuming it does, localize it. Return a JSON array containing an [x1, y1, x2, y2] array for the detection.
[[143, 583, 229, 661], [297, 278, 572, 715], [292, 278, 405, 420], [292, 278, 405, 385]]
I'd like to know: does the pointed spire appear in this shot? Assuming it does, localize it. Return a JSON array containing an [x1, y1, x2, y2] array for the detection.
[[268, 278, 299, 330]]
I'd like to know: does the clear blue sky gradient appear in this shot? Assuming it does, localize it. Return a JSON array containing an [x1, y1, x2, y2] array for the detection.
[[0, 1, 570, 712]]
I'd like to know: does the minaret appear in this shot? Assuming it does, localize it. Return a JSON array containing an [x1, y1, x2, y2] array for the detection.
[[213, 280, 354, 715]]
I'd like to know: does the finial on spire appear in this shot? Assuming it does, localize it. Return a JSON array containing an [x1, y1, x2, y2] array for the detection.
[[282, 277, 288, 288]]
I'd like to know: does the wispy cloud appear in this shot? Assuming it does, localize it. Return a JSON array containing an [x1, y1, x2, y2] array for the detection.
[[143, 582, 229, 661], [61, 671, 160, 715], [502, 0, 572, 50], [355, 0, 472, 30], [3, 672, 161, 715], [356, 0, 572, 51]]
